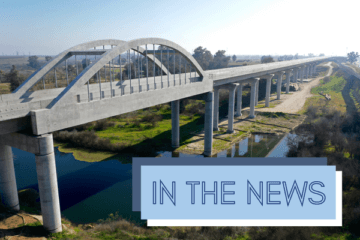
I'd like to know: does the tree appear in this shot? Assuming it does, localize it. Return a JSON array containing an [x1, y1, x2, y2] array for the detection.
[[209, 50, 230, 69], [261, 55, 274, 64], [319, 53, 325, 56], [294, 53, 299, 59], [347, 51, 359, 64], [45, 56, 53, 62], [6, 65, 25, 91], [232, 55, 237, 62], [0, 70, 4, 83], [192, 46, 213, 70], [27, 56, 40, 69], [308, 53, 314, 58]]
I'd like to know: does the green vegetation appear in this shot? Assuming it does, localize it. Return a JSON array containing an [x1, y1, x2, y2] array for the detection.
[[54, 102, 205, 162], [255, 102, 276, 108], [300, 74, 347, 114]]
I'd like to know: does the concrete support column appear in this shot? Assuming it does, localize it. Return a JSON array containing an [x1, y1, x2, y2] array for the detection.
[[300, 67, 304, 83], [204, 92, 214, 156], [249, 78, 259, 118], [171, 100, 180, 147], [227, 84, 238, 133], [306, 66, 309, 79], [235, 83, 243, 117], [275, 71, 284, 100], [35, 134, 62, 233], [292, 69, 297, 83], [255, 80, 259, 106], [309, 65, 313, 77], [263, 74, 274, 107], [213, 87, 219, 131], [0, 144, 19, 212], [314, 65, 317, 75], [310, 64, 314, 77], [285, 69, 293, 94]]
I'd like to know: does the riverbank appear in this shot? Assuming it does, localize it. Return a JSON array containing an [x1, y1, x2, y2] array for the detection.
[[177, 111, 306, 155]]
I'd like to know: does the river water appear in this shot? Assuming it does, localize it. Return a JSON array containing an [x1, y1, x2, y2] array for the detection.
[[11, 132, 295, 224]]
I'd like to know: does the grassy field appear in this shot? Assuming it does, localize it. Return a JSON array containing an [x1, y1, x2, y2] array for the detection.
[[299, 75, 347, 114], [54, 104, 206, 162]]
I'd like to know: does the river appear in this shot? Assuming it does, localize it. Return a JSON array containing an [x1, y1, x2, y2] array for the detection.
[[11, 132, 295, 224]]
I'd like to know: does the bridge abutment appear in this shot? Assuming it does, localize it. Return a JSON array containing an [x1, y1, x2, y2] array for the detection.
[[171, 100, 180, 148], [0, 144, 20, 212], [35, 134, 62, 233], [204, 92, 214, 156]]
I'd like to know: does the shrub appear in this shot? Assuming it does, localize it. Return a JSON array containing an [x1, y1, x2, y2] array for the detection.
[[141, 112, 163, 127], [53, 130, 127, 152], [323, 76, 331, 83], [93, 120, 116, 131]]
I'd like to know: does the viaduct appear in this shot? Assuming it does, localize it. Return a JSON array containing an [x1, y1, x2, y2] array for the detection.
[[0, 38, 331, 232]]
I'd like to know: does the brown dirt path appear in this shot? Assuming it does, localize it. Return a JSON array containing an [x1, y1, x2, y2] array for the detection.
[[0, 212, 46, 240], [255, 62, 333, 114]]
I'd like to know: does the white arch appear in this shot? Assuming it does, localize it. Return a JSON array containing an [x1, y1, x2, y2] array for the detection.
[[13, 39, 172, 97], [47, 38, 205, 108]]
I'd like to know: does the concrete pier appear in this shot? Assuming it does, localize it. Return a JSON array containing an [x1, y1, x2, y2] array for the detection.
[[35, 134, 62, 233], [0, 144, 19, 212], [249, 78, 259, 118], [276, 71, 284, 100], [204, 92, 214, 156], [292, 69, 296, 83], [300, 66, 304, 83], [294, 68, 299, 83], [235, 83, 243, 117], [213, 87, 219, 131], [171, 100, 180, 147], [255, 80, 259, 106], [285, 69, 292, 94], [263, 74, 274, 107], [227, 84, 238, 133]]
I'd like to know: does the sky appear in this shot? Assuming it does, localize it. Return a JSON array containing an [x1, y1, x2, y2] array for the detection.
[[0, 0, 358, 57]]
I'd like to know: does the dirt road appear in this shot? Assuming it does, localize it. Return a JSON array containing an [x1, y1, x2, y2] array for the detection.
[[255, 62, 333, 114]]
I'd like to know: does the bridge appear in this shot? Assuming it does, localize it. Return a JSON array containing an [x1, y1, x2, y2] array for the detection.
[[0, 38, 331, 232]]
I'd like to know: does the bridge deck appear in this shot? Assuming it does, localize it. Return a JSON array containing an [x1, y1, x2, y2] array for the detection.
[[0, 57, 329, 135]]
